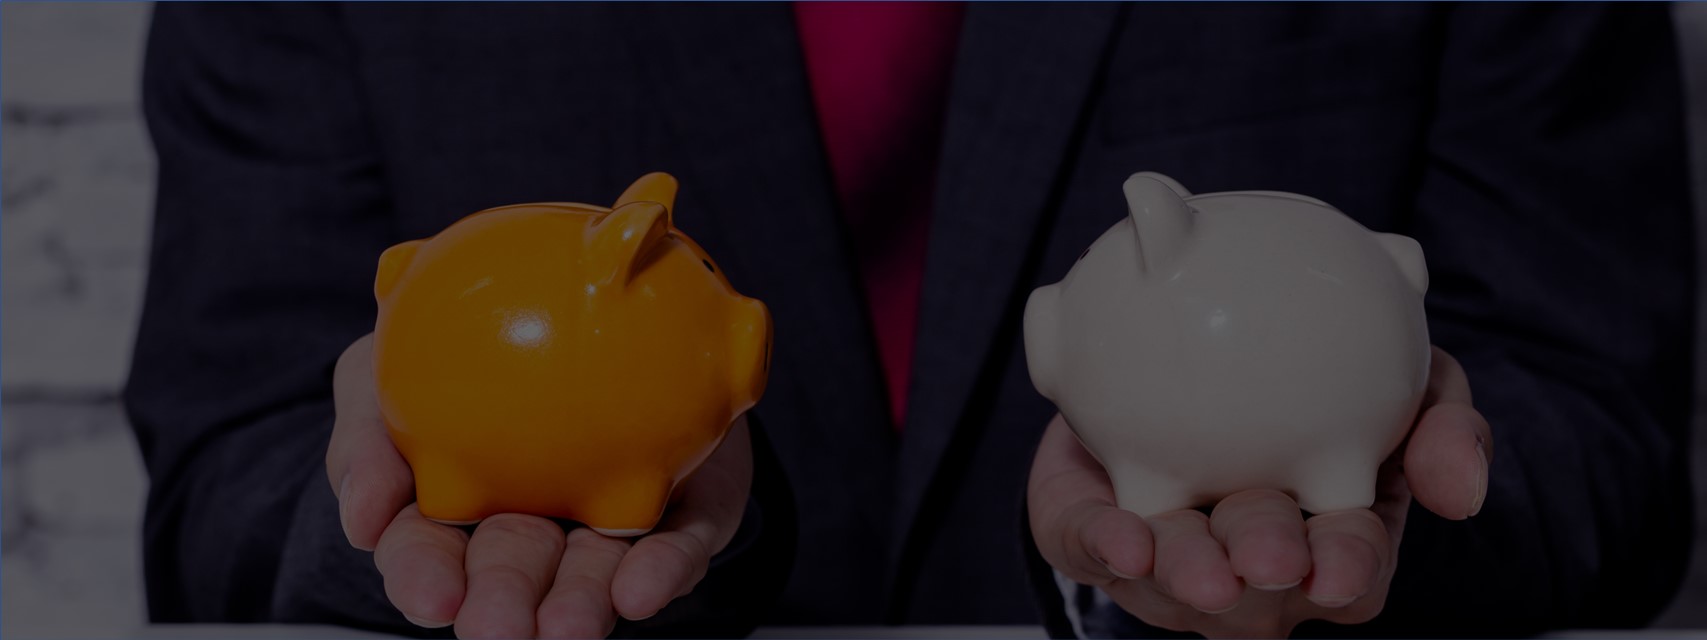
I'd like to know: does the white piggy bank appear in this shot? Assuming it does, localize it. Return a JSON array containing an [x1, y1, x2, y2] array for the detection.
[[1024, 172, 1430, 517]]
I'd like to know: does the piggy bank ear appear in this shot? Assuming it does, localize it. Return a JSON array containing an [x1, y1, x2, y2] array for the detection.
[[1131, 171, 1192, 198], [1376, 233, 1429, 295], [1023, 284, 1062, 402], [730, 297, 772, 413], [590, 202, 671, 287], [614, 172, 679, 222], [1123, 173, 1195, 275], [375, 240, 425, 300]]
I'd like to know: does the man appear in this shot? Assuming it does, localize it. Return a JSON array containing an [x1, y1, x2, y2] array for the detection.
[[127, 3, 1693, 638]]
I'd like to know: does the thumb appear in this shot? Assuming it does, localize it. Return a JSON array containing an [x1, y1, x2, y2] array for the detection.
[[1029, 415, 1155, 585], [327, 334, 416, 550]]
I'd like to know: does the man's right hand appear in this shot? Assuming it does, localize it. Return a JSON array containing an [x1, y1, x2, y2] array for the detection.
[[327, 334, 755, 639]]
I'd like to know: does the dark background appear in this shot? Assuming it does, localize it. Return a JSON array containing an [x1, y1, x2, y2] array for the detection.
[[1, 3, 1704, 635]]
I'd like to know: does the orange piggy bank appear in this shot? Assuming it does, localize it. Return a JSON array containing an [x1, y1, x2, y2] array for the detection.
[[372, 173, 770, 535]]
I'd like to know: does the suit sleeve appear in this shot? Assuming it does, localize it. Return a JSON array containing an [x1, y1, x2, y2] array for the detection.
[[1055, 4, 1696, 637], [1358, 4, 1695, 634], [127, 4, 793, 636]]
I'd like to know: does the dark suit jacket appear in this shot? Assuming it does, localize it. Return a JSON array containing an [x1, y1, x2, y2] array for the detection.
[[127, 3, 1695, 637]]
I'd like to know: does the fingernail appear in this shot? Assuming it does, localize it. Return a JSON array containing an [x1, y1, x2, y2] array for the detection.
[[1309, 594, 1357, 608], [1092, 554, 1138, 580], [338, 474, 358, 548], [1469, 438, 1488, 518], [1248, 578, 1302, 591], [403, 614, 451, 629], [1195, 603, 1238, 615], [1105, 563, 1139, 581]]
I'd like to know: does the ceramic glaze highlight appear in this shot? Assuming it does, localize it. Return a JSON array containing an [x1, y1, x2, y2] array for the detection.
[[1024, 172, 1429, 516], [372, 173, 771, 534]]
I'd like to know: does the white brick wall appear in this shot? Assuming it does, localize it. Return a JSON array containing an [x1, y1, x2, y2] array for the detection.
[[2, 1, 153, 395], [2, 3, 154, 636], [0, 2, 1703, 635]]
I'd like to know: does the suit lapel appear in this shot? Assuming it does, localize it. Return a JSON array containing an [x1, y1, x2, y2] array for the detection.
[[613, 2, 1127, 614], [891, 2, 1127, 573], [616, 3, 900, 570]]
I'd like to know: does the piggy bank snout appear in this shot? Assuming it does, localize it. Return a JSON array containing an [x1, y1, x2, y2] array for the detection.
[[1023, 284, 1062, 402], [730, 297, 773, 414]]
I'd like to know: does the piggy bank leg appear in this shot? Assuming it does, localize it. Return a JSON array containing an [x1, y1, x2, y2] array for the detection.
[[579, 475, 673, 538], [1291, 456, 1379, 515], [1108, 466, 1196, 519], [413, 460, 493, 526]]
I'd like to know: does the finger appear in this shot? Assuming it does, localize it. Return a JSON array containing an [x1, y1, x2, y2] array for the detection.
[[670, 417, 754, 551], [374, 504, 468, 628], [609, 420, 753, 621], [1405, 375, 1492, 520], [611, 528, 711, 621], [1209, 490, 1310, 591], [1422, 346, 1474, 407], [1028, 416, 1152, 583], [456, 514, 569, 639], [1071, 503, 1155, 584], [327, 334, 415, 551], [537, 528, 631, 639], [1300, 509, 1388, 608], [1366, 454, 1413, 550], [1148, 510, 1242, 614]]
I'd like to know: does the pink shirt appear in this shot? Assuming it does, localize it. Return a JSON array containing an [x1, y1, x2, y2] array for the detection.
[[795, 1, 965, 428]]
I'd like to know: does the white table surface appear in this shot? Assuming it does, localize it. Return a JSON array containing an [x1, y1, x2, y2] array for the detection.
[[121, 625, 1048, 639], [75, 624, 1701, 639], [0, 624, 1689, 639]]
